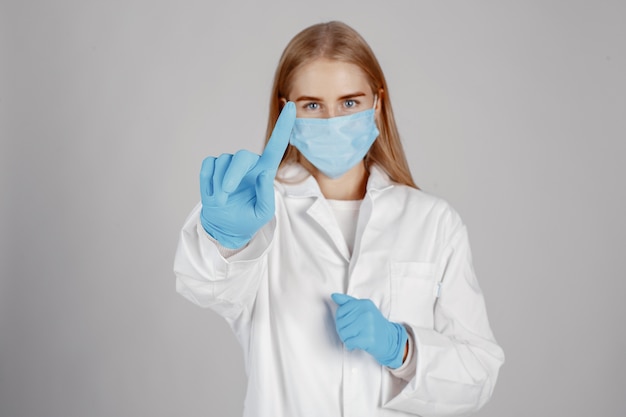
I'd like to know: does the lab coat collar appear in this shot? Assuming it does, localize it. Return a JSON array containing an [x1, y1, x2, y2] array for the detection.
[[276, 163, 395, 198]]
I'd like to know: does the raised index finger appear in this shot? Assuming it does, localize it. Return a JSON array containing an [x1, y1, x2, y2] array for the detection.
[[258, 101, 296, 170]]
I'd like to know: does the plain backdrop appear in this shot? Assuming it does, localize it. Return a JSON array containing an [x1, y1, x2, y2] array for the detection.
[[1, 1, 625, 416]]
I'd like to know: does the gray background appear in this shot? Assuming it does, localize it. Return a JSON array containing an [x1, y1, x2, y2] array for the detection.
[[2, 1, 625, 416]]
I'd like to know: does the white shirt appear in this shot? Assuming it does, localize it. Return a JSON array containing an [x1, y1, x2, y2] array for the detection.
[[174, 164, 504, 417], [327, 198, 361, 255]]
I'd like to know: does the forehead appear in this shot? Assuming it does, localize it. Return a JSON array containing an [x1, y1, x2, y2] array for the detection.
[[288, 58, 372, 98]]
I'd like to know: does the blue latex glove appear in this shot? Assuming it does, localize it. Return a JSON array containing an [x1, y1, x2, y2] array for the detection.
[[199, 102, 296, 249], [331, 293, 408, 369]]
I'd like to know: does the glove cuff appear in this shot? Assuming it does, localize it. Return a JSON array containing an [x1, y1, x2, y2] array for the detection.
[[200, 214, 252, 249], [381, 323, 409, 369]]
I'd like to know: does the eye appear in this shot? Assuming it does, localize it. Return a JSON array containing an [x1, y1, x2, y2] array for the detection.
[[305, 102, 320, 111], [344, 99, 357, 108]]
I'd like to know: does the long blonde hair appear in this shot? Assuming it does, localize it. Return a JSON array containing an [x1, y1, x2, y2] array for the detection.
[[265, 21, 417, 189]]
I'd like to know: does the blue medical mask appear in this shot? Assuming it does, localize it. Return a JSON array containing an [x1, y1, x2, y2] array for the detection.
[[289, 98, 380, 179]]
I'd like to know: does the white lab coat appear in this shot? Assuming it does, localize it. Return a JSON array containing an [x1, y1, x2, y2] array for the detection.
[[174, 163, 504, 417]]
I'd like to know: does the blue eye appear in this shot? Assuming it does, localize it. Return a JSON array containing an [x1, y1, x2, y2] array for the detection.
[[344, 99, 356, 108], [306, 102, 319, 110]]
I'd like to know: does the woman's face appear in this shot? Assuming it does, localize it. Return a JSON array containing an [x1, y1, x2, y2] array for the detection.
[[287, 58, 379, 119]]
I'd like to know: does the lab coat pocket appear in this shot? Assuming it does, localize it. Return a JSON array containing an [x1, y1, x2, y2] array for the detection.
[[389, 262, 437, 328]]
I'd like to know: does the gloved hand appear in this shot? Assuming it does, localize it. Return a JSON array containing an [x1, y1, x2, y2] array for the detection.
[[331, 293, 408, 369], [199, 102, 296, 249]]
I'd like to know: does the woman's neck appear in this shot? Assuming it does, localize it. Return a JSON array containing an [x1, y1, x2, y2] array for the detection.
[[313, 162, 369, 200]]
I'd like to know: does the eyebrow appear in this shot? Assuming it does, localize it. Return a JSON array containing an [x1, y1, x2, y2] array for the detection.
[[294, 92, 367, 101]]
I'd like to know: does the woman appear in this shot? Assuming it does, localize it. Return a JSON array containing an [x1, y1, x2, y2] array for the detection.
[[175, 21, 504, 416]]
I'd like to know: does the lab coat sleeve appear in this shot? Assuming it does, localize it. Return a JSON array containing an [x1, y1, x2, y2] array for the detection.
[[174, 203, 274, 324], [383, 211, 505, 416]]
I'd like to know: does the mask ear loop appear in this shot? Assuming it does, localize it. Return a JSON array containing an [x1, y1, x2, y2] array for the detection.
[[364, 94, 379, 172]]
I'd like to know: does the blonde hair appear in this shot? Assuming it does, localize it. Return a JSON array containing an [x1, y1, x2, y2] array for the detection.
[[265, 21, 417, 189]]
